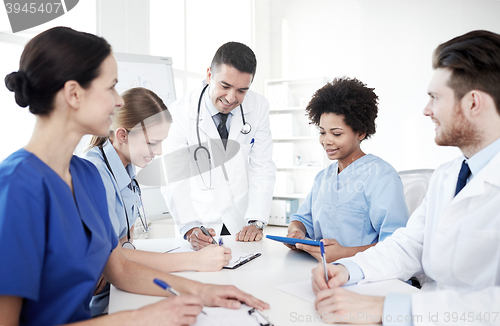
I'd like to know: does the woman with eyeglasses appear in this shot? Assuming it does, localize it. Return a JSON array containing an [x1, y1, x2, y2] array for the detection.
[[83, 87, 231, 316], [0, 26, 267, 326]]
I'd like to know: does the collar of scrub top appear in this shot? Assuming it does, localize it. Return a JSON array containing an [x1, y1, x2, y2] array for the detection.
[[464, 136, 500, 182], [102, 141, 137, 192]]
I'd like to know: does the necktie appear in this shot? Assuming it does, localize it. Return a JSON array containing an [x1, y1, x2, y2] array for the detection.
[[218, 113, 229, 149], [454, 160, 471, 196]]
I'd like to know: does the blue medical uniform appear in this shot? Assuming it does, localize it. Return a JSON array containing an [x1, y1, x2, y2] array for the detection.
[[82, 141, 140, 316], [83, 141, 140, 240], [0, 149, 118, 325], [290, 154, 409, 246]]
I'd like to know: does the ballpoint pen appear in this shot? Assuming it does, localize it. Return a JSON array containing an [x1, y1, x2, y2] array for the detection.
[[320, 241, 329, 284], [154, 278, 207, 315], [218, 237, 224, 246], [200, 226, 217, 244]]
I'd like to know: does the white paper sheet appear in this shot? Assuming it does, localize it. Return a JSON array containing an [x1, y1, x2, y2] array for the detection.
[[276, 279, 421, 304]]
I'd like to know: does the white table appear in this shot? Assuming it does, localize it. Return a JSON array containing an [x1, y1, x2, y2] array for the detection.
[[109, 228, 419, 325]]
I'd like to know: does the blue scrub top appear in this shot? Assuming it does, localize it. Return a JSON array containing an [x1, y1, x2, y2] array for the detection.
[[0, 149, 118, 325], [290, 154, 409, 246]]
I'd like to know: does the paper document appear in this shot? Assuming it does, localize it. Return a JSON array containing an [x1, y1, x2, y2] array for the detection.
[[276, 279, 421, 303]]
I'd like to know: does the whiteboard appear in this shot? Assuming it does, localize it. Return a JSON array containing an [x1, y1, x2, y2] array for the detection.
[[114, 52, 176, 106]]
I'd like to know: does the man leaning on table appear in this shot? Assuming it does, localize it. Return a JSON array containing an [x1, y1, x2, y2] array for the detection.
[[312, 30, 500, 325], [162, 42, 275, 250]]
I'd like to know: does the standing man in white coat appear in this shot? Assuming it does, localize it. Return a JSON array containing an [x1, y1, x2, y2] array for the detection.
[[311, 30, 500, 325], [162, 42, 275, 249]]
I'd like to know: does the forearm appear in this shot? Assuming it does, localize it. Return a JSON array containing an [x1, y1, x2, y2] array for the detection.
[[288, 220, 307, 235], [339, 243, 377, 260], [122, 249, 200, 273], [104, 247, 203, 297]]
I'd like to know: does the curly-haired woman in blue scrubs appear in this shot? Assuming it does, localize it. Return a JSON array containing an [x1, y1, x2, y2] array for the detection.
[[0, 27, 267, 326], [285, 77, 409, 263]]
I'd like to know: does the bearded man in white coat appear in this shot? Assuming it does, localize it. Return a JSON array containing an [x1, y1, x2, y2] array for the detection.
[[311, 30, 500, 325], [162, 42, 275, 250]]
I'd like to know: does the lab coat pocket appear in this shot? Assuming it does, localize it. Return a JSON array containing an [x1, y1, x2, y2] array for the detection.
[[453, 227, 500, 288], [240, 144, 252, 160]]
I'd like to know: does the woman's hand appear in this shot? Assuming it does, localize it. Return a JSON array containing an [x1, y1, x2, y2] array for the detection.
[[195, 284, 270, 311], [297, 238, 346, 262], [284, 229, 306, 250], [194, 245, 232, 271], [135, 295, 204, 326]]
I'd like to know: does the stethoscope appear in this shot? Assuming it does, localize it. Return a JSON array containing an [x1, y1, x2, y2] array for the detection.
[[100, 145, 149, 249], [194, 84, 251, 190]]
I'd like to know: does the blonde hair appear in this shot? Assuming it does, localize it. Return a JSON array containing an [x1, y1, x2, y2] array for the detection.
[[88, 87, 172, 149]]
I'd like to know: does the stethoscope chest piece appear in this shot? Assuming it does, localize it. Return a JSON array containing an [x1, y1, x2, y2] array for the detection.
[[241, 122, 251, 134]]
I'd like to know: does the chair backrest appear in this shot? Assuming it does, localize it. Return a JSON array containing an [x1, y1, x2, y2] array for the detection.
[[398, 169, 434, 216]]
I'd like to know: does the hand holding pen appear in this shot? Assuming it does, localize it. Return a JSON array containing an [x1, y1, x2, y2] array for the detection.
[[185, 226, 217, 250], [154, 278, 207, 315]]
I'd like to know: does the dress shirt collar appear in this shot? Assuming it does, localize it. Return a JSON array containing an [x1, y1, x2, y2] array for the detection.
[[465, 137, 500, 179]]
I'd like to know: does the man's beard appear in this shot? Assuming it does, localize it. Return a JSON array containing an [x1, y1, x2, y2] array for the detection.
[[435, 103, 481, 149]]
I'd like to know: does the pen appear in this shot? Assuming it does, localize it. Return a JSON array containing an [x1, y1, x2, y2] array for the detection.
[[320, 241, 329, 284], [250, 138, 255, 148], [200, 226, 217, 244], [218, 237, 224, 246], [154, 278, 207, 315]]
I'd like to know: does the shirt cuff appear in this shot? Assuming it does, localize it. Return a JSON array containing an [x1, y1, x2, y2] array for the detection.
[[383, 293, 413, 326], [180, 221, 203, 239], [333, 258, 365, 285]]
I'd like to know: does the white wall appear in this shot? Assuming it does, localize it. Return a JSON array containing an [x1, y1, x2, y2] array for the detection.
[[257, 0, 500, 171]]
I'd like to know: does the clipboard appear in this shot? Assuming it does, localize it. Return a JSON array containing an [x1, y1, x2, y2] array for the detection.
[[223, 252, 261, 269]]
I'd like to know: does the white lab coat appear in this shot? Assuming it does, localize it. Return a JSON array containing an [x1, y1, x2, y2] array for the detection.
[[349, 151, 500, 325], [162, 85, 276, 237]]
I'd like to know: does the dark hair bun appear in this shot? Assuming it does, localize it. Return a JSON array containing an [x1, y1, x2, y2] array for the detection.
[[5, 71, 30, 107]]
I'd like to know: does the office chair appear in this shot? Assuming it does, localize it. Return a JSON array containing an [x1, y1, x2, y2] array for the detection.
[[398, 169, 434, 216], [397, 169, 434, 289]]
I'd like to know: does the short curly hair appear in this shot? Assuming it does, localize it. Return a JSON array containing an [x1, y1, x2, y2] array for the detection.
[[306, 77, 378, 141]]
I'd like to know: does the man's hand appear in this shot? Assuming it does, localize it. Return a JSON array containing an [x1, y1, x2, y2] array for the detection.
[[296, 238, 346, 262], [315, 288, 384, 324], [136, 295, 204, 326], [235, 225, 263, 242], [196, 283, 270, 311], [185, 227, 216, 251], [311, 262, 349, 293], [284, 229, 306, 250]]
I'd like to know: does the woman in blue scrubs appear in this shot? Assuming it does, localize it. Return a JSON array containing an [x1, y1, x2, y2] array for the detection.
[[0, 26, 268, 326], [83, 87, 231, 316], [285, 77, 409, 263]]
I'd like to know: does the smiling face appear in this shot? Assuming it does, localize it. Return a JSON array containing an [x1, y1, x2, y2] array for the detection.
[[127, 121, 170, 168], [423, 68, 480, 149], [319, 113, 365, 170], [206, 64, 253, 114], [78, 54, 123, 136]]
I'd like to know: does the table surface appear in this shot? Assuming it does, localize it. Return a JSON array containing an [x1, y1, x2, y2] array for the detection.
[[109, 227, 419, 325]]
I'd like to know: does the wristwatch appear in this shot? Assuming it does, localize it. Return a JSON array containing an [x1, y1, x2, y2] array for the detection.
[[248, 220, 265, 230]]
